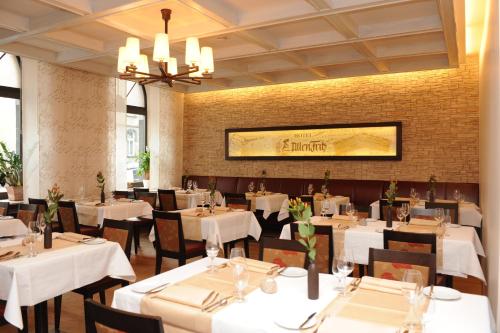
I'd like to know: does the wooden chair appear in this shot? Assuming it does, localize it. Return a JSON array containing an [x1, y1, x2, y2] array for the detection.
[[28, 198, 62, 232], [84, 299, 164, 333], [16, 204, 38, 227], [291, 223, 333, 273], [0, 202, 9, 216], [158, 189, 178, 211], [55, 219, 133, 331], [379, 199, 410, 222], [224, 192, 246, 201], [113, 190, 131, 200], [339, 204, 370, 218], [133, 188, 149, 200], [383, 229, 437, 254], [259, 238, 308, 268], [57, 201, 100, 237], [126, 215, 154, 255], [136, 191, 157, 210], [153, 211, 206, 274], [425, 201, 459, 224], [368, 248, 436, 286], [225, 198, 252, 257], [299, 195, 315, 217]]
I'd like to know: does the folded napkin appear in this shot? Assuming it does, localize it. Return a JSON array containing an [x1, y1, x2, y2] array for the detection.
[[332, 214, 353, 221], [0, 250, 20, 262], [214, 206, 230, 212], [358, 276, 416, 295], [410, 218, 440, 226], [231, 257, 279, 273], [154, 285, 219, 309], [57, 232, 92, 243]]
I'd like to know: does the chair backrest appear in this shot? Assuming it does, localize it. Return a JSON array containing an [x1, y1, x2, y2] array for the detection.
[[383, 229, 436, 254], [17, 204, 38, 227], [299, 196, 315, 217], [259, 237, 308, 268], [224, 193, 246, 200], [368, 248, 436, 286], [339, 204, 371, 218], [291, 223, 333, 273], [157, 189, 178, 211], [113, 191, 131, 200], [424, 201, 459, 224], [153, 210, 186, 254], [84, 299, 164, 333], [57, 201, 81, 233], [379, 199, 410, 221], [0, 202, 8, 216], [28, 198, 48, 221], [102, 219, 133, 259], [136, 192, 157, 210], [133, 188, 149, 200], [226, 197, 251, 211]]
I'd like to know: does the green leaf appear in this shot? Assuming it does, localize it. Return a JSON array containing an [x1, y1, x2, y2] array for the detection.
[[298, 223, 309, 238], [298, 238, 308, 249], [308, 248, 316, 261], [309, 236, 317, 249]]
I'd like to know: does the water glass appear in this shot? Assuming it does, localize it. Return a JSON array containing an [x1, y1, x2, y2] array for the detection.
[[402, 203, 410, 223], [321, 200, 330, 217], [397, 207, 405, 223], [187, 179, 193, 190], [337, 250, 354, 296], [345, 203, 354, 217], [259, 182, 266, 194], [434, 208, 445, 226], [410, 188, 417, 199], [307, 184, 314, 195], [229, 247, 246, 266], [232, 263, 249, 302], [193, 181, 198, 191], [453, 189, 461, 202], [206, 240, 219, 273], [248, 181, 255, 193], [401, 269, 424, 330], [331, 257, 344, 291], [321, 185, 328, 197], [25, 222, 38, 257]]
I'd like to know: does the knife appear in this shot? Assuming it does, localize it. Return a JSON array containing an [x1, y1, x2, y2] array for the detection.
[[298, 312, 317, 329]]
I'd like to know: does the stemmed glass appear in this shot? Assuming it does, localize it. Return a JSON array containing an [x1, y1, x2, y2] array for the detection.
[[229, 247, 246, 264], [248, 181, 255, 193], [206, 239, 219, 273], [321, 200, 330, 218], [410, 188, 417, 199], [307, 184, 314, 195], [187, 179, 193, 191], [25, 221, 38, 257], [331, 257, 344, 291], [337, 250, 354, 296], [321, 185, 328, 197], [193, 181, 198, 191], [232, 262, 249, 302], [397, 207, 405, 224], [434, 208, 445, 227], [259, 182, 266, 194], [38, 214, 46, 239], [401, 269, 424, 330], [402, 203, 410, 224], [453, 189, 463, 203], [345, 203, 354, 217], [350, 209, 358, 222]]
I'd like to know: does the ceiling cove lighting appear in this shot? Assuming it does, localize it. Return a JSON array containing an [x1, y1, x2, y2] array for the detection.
[[117, 8, 214, 87]]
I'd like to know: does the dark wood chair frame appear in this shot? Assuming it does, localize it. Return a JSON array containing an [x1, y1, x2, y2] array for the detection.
[[383, 229, 437, 254], [379, 199, 410, 222], [299, 195, 315, 217], [157, 189, 178, 211], [368, 248, 436, 285], [225, 198, 252, 257], [133, 188, 149, 199], [290, 223, 333, 273], [135, 191, 157, 210], [424, 201, 460, 224], [112, 190, 132, 199], [84, 299, 164, 333], [0, 202, 9, 216], [258, 237, 308, 269], [223, 192, 246, 201], [153, 210, 206, 274], [56, 200, 99, 236]]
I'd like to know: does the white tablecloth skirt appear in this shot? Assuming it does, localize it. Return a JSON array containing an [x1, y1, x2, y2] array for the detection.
[[76, 201, 153, 227], [175, 190, 223, 209], [0, 219, 27, 237]]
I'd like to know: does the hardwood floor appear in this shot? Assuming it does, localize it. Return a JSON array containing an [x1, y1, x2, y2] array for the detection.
[[0, 232, 486, 333]]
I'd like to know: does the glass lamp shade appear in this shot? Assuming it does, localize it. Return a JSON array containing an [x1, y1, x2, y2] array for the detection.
[[185, 37, 200, 66], [167, 57, 178, 75], [153, 33, 170, 62], [137, 54, 150, 77], [117, 46, 127, 73], [200, 46, 214, 73], [125, 37, 140, 65]]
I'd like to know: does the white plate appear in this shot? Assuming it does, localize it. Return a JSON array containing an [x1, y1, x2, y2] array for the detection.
[[82, 238, 106, 245], [0, 216, 14, 220], [280, 267, 307, 278], [423, 286, 461, 300], [131, 281, 170, 294], [274, 312, 317, 330]]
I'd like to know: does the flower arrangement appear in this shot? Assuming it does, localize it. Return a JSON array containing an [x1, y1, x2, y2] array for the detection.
[[0, 141, 22, 187], [288, 198, 316, 261], [43, 184, 64, 224], [136, 149, 150, 178], [385, 179, 398, 206], [96, 171, 105, 191]]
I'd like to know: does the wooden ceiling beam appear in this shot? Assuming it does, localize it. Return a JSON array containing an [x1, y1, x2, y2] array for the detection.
[[0, 9, 30, 32], [436, 0, 460, 67], [35, 0, 92, 16]]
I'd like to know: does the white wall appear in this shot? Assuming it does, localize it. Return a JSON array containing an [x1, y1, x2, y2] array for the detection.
[[479, 0, 500, 327]]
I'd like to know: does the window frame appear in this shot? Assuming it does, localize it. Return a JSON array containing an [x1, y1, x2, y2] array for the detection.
[[0, 54, 22, 156], [126, 83, 147, 147]]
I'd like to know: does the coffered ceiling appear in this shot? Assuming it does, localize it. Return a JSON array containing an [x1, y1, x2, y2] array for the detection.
[[0, 0, 466, 92]]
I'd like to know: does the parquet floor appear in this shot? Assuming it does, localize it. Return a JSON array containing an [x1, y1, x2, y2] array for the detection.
[[0, 232, 486, 333]]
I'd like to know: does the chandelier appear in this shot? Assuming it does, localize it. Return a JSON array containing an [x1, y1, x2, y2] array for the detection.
[[117, 9, 214, 87]]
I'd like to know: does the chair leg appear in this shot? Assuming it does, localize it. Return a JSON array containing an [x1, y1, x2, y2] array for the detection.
[[54, 295, 62, 332], [133, 224, 140, 254], [244, 238, 250, 258], [445, 275, 453, 288], [99, 290, 106, 305], [155, 254, 162, 275], [179, 257, 186, 266]]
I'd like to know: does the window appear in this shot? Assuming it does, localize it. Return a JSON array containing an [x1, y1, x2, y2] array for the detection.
[[126, 81, 147, 183]]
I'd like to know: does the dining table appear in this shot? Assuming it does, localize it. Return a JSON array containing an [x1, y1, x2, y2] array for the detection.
[[0, 217, 27, 237], [280, 216, 486, 282], [175, 189, 224, 209], [148, 207, 261, 249], [112, 257, 494, 333], [76, 199, 153, 227], [370, 199, 483, 228], [243, 192, 290, 221], [0, 232, 135, 332]]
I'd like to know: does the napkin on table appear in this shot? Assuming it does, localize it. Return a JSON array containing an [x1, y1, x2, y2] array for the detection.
[[154, 284, 219, 309], [358, 276, 416, 295]]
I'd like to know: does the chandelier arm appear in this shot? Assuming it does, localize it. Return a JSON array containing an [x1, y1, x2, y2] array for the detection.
[[126, 70, 162, 79], [173, 78, 202, 85]]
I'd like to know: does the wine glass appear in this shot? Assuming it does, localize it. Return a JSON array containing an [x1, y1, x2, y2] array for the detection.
[[337, 250, 354, 296], [397, 207, 405, 224], [248, 181, 255, 193], [259, 182, 266, 194], [193, 181, 198, 191], [345, 203, 354, 217], [402, 203, 410, 224], [307, 184, 314, 195], [229, 247, 246, 266], [321, 185, 328, 197], [401, 269, 424, 330], [453, 189, 461, 202], [38, 214, 46, 238], [206, 240, 219, 273], [434, 208, 445, 226], [331, 257, 344, 291], [410, 188, 417, 199], [232, 263, 249, 302], [187, 179, 193, 190], [25, 222, 38, 257], [321, 200, 330, 218]]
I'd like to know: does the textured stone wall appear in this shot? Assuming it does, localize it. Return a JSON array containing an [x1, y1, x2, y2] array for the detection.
[[183, 56, 479, 183]]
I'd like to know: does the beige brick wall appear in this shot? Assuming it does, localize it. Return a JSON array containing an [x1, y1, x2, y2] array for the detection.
[[183, 56, 479, 183]]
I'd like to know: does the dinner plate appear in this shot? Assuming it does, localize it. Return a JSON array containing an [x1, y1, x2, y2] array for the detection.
[[0, 216, 14, 220], [82, 238, 106, 245], [280, 267, 307, 278], [274, 311, 317, 330], [423, 286, 461, 300]]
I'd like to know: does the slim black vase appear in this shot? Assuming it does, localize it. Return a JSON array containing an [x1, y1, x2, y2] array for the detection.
[[44, 223, 52, 249], [386, 208, 393, 228], [308, 261, 319, 300], [100, 190, 105, 204]]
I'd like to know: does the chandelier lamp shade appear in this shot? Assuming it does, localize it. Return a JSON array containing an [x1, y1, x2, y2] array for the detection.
[[117, 8, 214, 86]]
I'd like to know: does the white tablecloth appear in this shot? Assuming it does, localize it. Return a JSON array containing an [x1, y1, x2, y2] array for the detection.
[[76, 201, 153, 227], [370, 200, 483, 228], [0, 234, 135, 329], [112, 257, 494, 333], [0, 219, 27, 237], [175, 190, 223, 209], [280, 217, 486, 282], [148, 208, 262, 248], [245, 193, 289, 220]]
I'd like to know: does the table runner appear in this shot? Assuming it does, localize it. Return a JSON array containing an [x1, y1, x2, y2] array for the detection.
[[140, 258, 277, 333], [76, 201, 153, 227], [0, 237, 80, 258], [181, 208, 232, 241]]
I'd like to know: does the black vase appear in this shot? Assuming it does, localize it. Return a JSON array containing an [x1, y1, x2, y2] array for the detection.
[[100, 190, 105, 204], [386, 208, 393, 228], [307, 261, 319, 300], [44, 223, 52, 249], [428, 191, 435, 203]]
